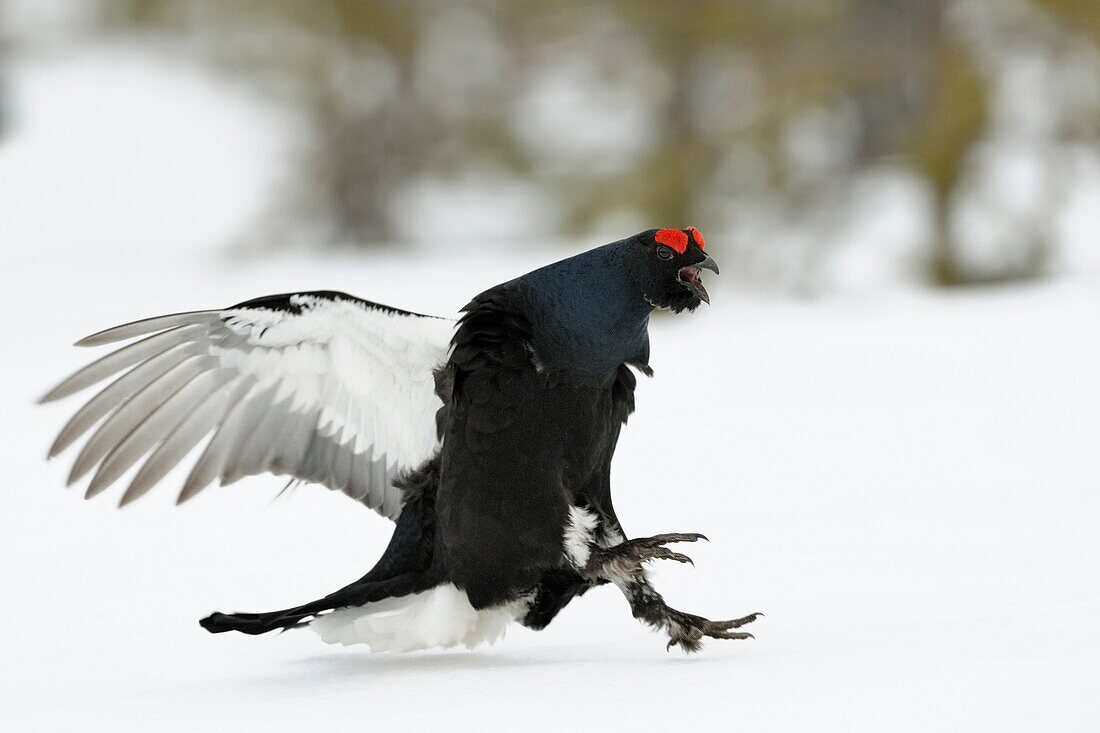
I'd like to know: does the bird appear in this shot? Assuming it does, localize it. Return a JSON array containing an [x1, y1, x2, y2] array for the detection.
[[40, 227, 760, 653]]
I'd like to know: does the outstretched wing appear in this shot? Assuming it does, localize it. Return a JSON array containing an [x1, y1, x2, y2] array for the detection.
[[41, 291, 455, 518]]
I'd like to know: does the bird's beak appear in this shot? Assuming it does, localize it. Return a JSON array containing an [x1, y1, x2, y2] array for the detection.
[[677, 253, 719, 304]]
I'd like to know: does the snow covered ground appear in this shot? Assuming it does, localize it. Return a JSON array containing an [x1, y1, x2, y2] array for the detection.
[[3, 43, 1100, 732], [5, 244, 1099, 731]]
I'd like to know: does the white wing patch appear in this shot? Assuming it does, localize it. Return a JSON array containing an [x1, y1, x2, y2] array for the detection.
[[42, 293, 456, 518]]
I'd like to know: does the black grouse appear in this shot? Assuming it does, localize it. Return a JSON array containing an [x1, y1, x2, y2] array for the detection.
[[41, 227, 760, 652]]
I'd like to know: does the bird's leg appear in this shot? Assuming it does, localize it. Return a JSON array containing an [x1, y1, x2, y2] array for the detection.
[[519, 567, 595, 631], [583, 533, 761, 652]]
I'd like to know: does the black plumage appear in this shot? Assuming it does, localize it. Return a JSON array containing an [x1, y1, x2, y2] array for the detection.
[[43, 228, 759, 653]]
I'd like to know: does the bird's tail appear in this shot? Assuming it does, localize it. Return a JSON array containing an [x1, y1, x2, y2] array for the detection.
[[200, 603, 330, 635], [198, 562, 520, 653], [199, 571, 424, 635], [194, 463, 518, 652], [199, 493, 435, 636]]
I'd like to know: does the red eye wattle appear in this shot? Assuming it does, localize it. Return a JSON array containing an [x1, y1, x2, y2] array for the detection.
[[654, 229, 689, 254], [686, 226, 705, 250]]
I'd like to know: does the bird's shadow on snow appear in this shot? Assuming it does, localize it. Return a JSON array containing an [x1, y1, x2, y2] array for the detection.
[[98, 640, 745, 709], [233, 642, 735, 695]]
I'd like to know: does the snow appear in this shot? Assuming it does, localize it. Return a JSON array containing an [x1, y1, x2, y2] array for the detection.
[[7, 247, 1100, 732], [0, 43, 293, 256], [3, 43, 1100, 733]]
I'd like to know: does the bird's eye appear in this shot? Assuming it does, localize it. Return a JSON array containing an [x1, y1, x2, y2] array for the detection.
[[656, 246, 674, 260]]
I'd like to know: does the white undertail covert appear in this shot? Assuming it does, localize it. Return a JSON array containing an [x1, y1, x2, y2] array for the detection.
[[310, 583, 526, 652]]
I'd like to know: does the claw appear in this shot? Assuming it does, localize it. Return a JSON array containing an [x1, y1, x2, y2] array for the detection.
[[658, 532, 707, 544], [644, 547, 694, 565], [706, 612, 762, 630], [706, 630, 754, 641], [630, 532, 707, 548]]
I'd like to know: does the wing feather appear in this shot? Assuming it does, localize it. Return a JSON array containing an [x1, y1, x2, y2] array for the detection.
[[125, 378, 248, 504], [218, 384, 281, 487], [71, 354, 214, 487], [48, 341, 204, 458], [89, 369, 236, 500], [369, 455, 388, 509], [44, 292, 453, 518], [74, 311, 219, 347], [330, 438, 355, 492], [178, 381, 259, 503], [348, 449, 371, 501], [41, 324, 208, 402]]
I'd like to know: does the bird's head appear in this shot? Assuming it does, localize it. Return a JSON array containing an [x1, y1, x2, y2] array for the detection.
[[625, 227, 718, 314]]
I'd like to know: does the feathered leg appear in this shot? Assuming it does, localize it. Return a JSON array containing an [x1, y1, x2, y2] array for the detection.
[[519, 567, 604, 630]]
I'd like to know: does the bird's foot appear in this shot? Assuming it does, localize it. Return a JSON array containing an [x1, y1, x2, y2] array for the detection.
[[583, 532, 706, 581], [585, 532, 762, 652], [662, 608, 762, 653]]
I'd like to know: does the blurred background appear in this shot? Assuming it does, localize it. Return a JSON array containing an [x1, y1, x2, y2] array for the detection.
[[2, 0, 1098, 292], [4, 2, 1100, 729]]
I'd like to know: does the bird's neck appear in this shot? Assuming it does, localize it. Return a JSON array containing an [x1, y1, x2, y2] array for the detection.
[[517, 246, 652, 376]]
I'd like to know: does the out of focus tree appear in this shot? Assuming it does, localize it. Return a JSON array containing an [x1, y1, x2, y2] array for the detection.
[[92, 0, 1100, 289], [1033, 0, 1100, 41]]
